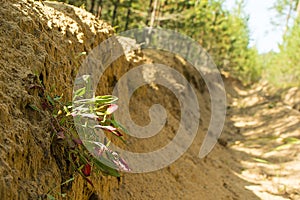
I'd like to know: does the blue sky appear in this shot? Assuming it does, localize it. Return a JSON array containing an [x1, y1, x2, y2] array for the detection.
[[224, 0, 283, 53]]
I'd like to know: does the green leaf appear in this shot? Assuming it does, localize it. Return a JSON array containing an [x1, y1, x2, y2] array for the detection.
[[253, 158, 269, 164], [76, 151, 89, 164], [60, 177, 75, 186], [47, 194, 56, 200], [53, 95, 62, 101], [275, 144, 291, 151], [96, 111, 105, 116], [28, 104, 40, 112], [78, 51, 87, 56], [75, 87, 86, 97], [47, 95, 55, 106], [283, 137, 300, 144], [94, 95, 118, 104], [91, 157, 120, 177], [63, 106, 70, 115], [109, 117, 129, 135]]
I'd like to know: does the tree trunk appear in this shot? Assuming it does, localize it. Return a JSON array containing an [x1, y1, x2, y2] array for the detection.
[[296, 0, 300, 16], [149, 0, 159, 28], [96, 0, 103, 18], [112, 0, 120, 27], [89, 0, 96, 14], [124, 0, 133, 31], [283, 0, 294, 36], [146, 0, 154, 26], [156, 0, 164, 26]]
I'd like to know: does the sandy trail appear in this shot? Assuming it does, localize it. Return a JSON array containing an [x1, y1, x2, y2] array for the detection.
[[224, 79, 300, 200]]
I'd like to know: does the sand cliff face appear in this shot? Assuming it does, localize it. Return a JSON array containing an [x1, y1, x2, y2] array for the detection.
[[0, 1, 130, 199], [0, 1, 256, 200], [0, 2, 231, 199]]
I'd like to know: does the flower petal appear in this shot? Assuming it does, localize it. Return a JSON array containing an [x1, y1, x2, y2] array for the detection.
[[94, 125, 117, 132], [82, 163, 91, 176], [106, 104, 118, 115]]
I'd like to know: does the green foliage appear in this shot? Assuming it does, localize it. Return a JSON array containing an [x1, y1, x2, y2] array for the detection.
[[264, 18, 300, 87], [260, 0, 300, 88], [169, 0, 260, 84], [272, 0, 299, 23], [54, 0, 260, 84], [161, 0, 260, 83]]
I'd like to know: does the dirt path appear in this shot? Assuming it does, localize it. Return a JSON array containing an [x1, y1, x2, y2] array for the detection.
[[224, 79, 300, 200]]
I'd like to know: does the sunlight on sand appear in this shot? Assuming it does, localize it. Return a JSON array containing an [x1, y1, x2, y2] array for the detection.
[[228, 82, 300, 200]]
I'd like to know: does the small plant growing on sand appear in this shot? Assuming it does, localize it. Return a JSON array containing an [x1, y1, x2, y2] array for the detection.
[[29, 74, 129, 196]]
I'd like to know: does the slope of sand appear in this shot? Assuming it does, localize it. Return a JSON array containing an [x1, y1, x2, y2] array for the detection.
[[0, 1, 126, 199], [112, 50, 300, 200], [111, 49, 260, 200]]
